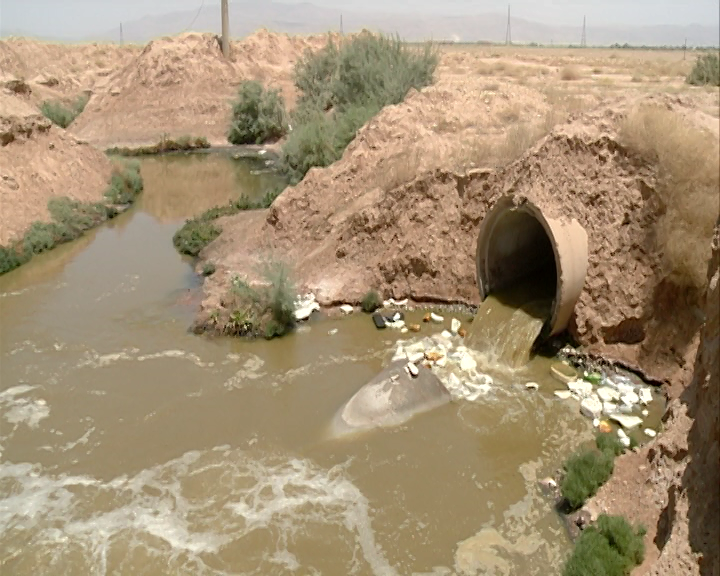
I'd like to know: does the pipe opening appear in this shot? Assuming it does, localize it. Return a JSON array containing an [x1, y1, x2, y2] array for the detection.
[[476, 197, 589, 338]]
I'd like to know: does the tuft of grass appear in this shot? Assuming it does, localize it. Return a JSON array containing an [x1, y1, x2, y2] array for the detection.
[[106, 136, 210, 156], [560, 65, 582, 81], [227, 81, 288, 145], [104, 160, 144, 205], [280, 33, 438, 184], [561, 449, 615, 511], [361, 290, 382, 313], [686, 53, 720, 86], [1, 162, 142, 275], [595, 432, 625, 457], [219, 260, 298, 339], [563, 515, 646, 576], [40, 93, 89, 128], [620, 105, 720, 289], [172, 182, 287, 257]]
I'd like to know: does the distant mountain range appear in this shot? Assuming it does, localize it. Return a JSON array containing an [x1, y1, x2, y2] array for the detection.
[[6, 1, 720, 47]]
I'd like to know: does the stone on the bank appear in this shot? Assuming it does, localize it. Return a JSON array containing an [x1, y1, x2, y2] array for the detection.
[[641, 409, 649, 417], [580, 395, 603, 419], [639, 387, 653, 405], [596, 386, 620, 402], [620, 390, 640, 407], [425, 350, 445, 363], [295, 303, 320, 321], [441, 330, 453, 339], [459, 353, 477, 373], [430, 312, 444, 323], [610, 414, 643, 429], [598, 420, 613, 433], [451, 318, 461, 334], [407, 351, 425, 364], [617, 427, 631, 447], [567, 379, 593, 397], [525, 382, 539, 390], [554, 390, 572, 400], [340, 304, 354, 315], [406, 362, 419, 377], [603, 401, 618, 415], [644, 428, 657, 438]]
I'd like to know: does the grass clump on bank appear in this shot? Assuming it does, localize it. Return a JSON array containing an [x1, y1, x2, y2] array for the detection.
[[686, 53, 720, 86], [173, 184, 284, 257], [280, 33, 439, 184], [620, 105, 720, 290], [361, 290, 382, 313], [40, 93, 89, 128], [560, 433, 627, 511], [0, 161, 143, 276], [212, 260, 297, 339], [563, 515, 646, 576], [106, 135, 211, 156], [227, 81, 287, 145]]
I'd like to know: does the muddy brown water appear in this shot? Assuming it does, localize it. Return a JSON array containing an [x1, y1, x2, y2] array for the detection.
[[0, 153, 656, 575]]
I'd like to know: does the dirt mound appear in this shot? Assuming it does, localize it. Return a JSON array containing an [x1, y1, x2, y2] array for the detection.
[[72, 30, 335, 148], [584, 223, 718, 576], [199, 92, 716, 385], [0, 91, 112, 245], [0, 37, 140, 96]]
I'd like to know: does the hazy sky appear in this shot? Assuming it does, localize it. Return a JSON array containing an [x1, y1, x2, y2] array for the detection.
[[1, 0, 719, 38]]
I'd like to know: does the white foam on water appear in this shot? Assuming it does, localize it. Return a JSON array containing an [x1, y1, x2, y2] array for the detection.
[[0, 448, 396, 576]]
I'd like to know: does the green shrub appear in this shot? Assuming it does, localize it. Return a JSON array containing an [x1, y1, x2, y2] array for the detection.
[[595, 432, 625, 457], [561, 449, 614, 511], [280, 33, 438, 184], [563, 515, 646, 576], [223, 260, 298, 339], [104, 161, 143, 204], [106, 136, 211, 156], [361, 290, 382, 313], [686, 53, 720, 86], [202, 262, 216, 276], [40, 93, 89, 128], [172, 220, 221, 257], [0, 165, 143, 276], [227, 81, 287, 145]]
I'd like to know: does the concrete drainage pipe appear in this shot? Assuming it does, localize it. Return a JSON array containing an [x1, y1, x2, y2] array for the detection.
[[475, 196, 588, 336]]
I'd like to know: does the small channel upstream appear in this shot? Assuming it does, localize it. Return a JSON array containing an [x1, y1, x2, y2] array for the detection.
[[1, 152, 629, 574]]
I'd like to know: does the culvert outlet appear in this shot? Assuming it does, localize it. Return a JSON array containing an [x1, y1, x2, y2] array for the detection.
[[476, 196, 588, 337]]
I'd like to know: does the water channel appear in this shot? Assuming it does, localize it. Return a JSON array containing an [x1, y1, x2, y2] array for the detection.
[[1, 152, 617, 575]]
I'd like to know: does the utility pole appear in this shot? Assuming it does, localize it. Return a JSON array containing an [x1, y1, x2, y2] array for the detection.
[[683, 37, 687, 59], [581, 16, 586, 47], [221, 0, 230, 58], [340, 13, 344, 35], [119, 22, 124, 45], [505, 5, 512, 45]]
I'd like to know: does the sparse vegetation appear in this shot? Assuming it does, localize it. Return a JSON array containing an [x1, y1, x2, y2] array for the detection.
[[217, 260, 297, 339], [202, 262, 216, 276], [106, 135, 210, 156], [560, 65, 582, 81], [227, 81, 288, 145], [686, 53, 720, 86], [280, 33, 438, 184], [560, 433, 629, 511], [563, 515, 646, 576], [0, 161, 143, 275], [620, 105, 720, 289], [361, 290, 382, 313], [40, 93, 89, 128], [173, 182, 286, 257]]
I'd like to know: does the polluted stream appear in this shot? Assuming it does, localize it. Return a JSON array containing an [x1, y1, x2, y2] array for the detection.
[[0, 152, 661, 575]]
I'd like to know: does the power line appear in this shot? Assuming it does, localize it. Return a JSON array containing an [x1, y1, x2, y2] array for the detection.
[[181, 0, 206, 34]]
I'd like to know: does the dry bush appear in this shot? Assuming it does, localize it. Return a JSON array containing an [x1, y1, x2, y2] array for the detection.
[[498, 101, 522, 124], [631, 74, 643, 83], [560, 65, 583, 81], [592, 67, 603, 74], [621, 105, 720, 288]]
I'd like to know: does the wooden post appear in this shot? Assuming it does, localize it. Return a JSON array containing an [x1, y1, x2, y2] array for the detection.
[[221, 0, 230, 58]]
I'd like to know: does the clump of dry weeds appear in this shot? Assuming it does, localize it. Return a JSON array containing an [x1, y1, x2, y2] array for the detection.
[[620, 105, 720, 289], [560, 65, 582, 81]]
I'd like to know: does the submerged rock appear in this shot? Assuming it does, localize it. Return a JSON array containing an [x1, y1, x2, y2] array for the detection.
[[331, 359, 451, 436]]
